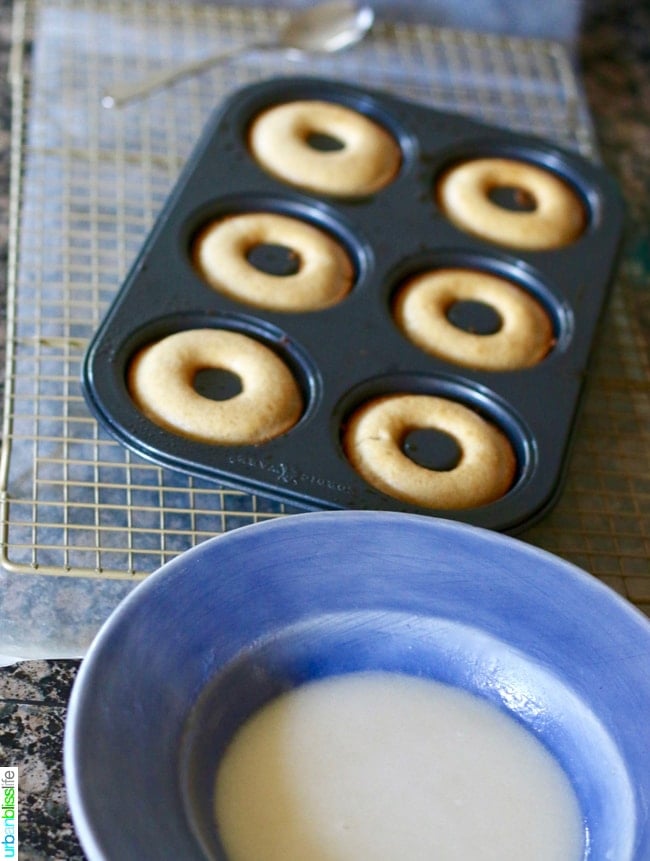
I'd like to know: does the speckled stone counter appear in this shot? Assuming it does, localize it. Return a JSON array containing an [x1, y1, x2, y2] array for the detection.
[[0, 1, 648, 857]]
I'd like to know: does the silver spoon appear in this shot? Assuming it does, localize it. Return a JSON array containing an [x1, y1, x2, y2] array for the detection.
[[101, 1, 375, 109]]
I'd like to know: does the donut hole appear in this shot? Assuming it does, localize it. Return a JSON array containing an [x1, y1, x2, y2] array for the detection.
[[401, 427, 462, 472], [245, 242, 301, 277], [487, 185, 537, 212], [446, 299, 503, 335], [193, 367, 243, 401], [305, 131, 346, 152]]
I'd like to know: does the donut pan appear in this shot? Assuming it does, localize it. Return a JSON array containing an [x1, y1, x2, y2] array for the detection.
[[82, 77, 625, 534]]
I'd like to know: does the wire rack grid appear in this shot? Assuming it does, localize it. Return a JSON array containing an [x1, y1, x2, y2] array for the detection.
[[1, 0, 648, 627]]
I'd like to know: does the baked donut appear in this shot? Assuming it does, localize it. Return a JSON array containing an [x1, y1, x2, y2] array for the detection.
[[128, 328, 303, 445], [193, 212, 354, 312], [393, 268, 554, 370], [437, 157, 585, 250], [343, 393, 516, 509], [248, 100, 401, 197]]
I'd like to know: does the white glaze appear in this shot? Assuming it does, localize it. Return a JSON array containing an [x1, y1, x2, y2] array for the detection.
[[214, 671, 584, 860]]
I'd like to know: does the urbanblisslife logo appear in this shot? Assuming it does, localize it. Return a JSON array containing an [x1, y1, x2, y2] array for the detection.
[[1, 769, 17, 859]]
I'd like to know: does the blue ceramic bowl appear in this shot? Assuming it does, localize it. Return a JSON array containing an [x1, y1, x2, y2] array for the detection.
[[64, 511, 650, 860]]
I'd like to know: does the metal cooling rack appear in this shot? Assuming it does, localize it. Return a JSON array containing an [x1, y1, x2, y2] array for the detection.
[[1, 0, 648, 657]]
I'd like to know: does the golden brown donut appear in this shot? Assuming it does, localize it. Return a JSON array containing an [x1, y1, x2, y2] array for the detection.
[[193, 212, 354, 312], [128, 328, 303, 445], [343, 393, 516, 509], [248, 100, 401, 197], [437, 157, 585, 250], [393, 268, 554, 371]]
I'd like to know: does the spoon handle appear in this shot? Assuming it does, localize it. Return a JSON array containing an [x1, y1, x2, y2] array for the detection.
[[101, 41, 268, 109]]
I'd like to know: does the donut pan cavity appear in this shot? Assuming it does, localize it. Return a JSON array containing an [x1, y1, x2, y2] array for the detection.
[[82, 77, 625, 534]]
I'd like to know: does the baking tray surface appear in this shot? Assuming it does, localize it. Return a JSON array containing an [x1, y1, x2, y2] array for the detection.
[[82, 76, 625, 533]]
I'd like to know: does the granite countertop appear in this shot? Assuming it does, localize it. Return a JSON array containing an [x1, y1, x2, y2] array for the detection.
[[0, 1, 649, 858]]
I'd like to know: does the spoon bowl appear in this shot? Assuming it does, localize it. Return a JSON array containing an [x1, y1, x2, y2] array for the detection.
[[281, 1, 375, 57], [102, 1, 375, 109]]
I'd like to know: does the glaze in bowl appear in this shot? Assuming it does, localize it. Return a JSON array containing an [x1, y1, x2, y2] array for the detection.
[[64, 510, 650, 859]]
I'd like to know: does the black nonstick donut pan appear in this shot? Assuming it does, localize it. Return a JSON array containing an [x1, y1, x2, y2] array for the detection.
[[82, 76, 625, 534]]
